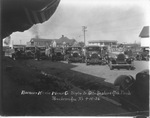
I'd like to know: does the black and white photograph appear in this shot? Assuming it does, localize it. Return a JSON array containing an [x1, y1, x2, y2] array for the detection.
[[1, 0, 150, 116]]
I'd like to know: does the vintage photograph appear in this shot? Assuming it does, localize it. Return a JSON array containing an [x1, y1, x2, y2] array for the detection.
[[1, 0, 150, 116]]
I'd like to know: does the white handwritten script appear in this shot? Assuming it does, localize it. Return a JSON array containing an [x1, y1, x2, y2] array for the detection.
[[21, 90, 131, 102]]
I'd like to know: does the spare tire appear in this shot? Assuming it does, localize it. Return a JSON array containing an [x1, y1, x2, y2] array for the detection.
[[135, 70, 149, 103], [114, 75, 135, 91]]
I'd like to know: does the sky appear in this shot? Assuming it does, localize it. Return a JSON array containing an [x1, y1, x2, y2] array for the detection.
[[9, 0, 150, 45]]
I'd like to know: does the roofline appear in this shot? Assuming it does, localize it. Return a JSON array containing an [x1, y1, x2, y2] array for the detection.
[[30, 38, 54, 42], [88, 40, 118, 43]]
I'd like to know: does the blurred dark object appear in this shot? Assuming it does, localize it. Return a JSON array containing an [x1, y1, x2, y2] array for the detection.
[[135, 70, 149, 105], [5, 66, 13, 71], [2, 0, 60, 39], [114, 70, 149, 113]]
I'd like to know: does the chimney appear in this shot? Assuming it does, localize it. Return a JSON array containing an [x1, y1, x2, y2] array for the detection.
[[62, 35, 64, 38]]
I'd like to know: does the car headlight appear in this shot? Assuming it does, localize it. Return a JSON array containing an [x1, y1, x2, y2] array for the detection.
[[125, 56, 129, 59], [114, 56, 117, 59]]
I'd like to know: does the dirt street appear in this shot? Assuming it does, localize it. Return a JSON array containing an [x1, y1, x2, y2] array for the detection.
[[67, 61, 149, 83]]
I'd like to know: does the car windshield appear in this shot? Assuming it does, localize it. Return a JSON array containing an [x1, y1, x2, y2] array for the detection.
[[71, 47, 81, 51], [102, 46, 107, 50], [55, 48, 62, 52], [38, 47, 46, 51], [26, 47, 35, 50], [86, 47, 101, 51], [14, 47, 24, 51]]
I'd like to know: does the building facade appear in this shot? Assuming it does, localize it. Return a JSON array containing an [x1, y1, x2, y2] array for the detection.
[[88, 40, 117, 47], [29, 38, 54, 47], [29, 35, 76, 47], [139, 26, 149, 48]]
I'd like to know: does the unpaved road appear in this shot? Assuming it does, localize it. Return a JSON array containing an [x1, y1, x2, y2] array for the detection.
[[66, 61, 149, 83]]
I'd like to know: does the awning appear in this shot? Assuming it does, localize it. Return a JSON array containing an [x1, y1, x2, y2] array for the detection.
[[139, 26, 149, 38], [2, 0, 60, 39]]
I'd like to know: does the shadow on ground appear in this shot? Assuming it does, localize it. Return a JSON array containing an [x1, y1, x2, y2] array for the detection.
[[1, 57, 142, 116]]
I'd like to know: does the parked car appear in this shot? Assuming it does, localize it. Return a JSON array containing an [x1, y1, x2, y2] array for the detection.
[[64, 47, 72, 61], [12, 45, 26, 60], [135, 47, 149, 61], [51, 47, 64, 61], [85, 45, 105, 65], [35, 46, 47, 60], [124, 49, 135, 61], [114, 69, 149, 113], [24, 46, 36, 59], [108, 53, 135, 70], [67, 46, 84, 63]]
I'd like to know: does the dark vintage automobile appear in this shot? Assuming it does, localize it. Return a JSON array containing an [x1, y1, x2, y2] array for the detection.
[[35, 46, 47, 60], [24, 46, 36, 59], [67, 46, 84, 63], [64, 47, 72, 61], [12, 45, 26, 60], [108, 53, 135, 70], [135, 48, 149, 61], [51, 47, 64, 61], [85, 45, 105, 65], [124, 49, 135, 61], [114, 70, 149, 114]]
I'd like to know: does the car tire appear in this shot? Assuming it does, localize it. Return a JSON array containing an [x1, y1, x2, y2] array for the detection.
[[109, 61, 113, 70], [114, 75, 134, 91], [67, 60, 70, 64], [86, 62, 89, 66], [110, 65, 113, 70], [131, 66, 135, 70]]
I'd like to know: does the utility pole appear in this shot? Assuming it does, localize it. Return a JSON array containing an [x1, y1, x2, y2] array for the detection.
[[20, 40, 22, 45], [82, 26, 87, 46]]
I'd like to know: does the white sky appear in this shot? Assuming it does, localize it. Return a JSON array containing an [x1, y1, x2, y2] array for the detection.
[[10, 0, 150, 45]]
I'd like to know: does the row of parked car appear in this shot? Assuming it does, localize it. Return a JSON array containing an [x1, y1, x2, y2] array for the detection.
[[11, 45, 140, 70]]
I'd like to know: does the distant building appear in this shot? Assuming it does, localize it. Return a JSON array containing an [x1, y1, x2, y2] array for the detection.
[[88, 40, 117, 47], [139, 26, 149, 48], [29, 35, 76, 47], [30, 38, 54, 47], [54, 35, 76, 47]]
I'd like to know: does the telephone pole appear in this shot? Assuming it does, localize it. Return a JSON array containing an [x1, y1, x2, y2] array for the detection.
[[20, 40, 22, 45], [82, 26, 87, 46]]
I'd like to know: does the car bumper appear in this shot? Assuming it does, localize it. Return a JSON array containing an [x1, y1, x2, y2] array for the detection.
[[69, 57, 83, 62], [86, 59, 102, 64], [54, 56, 64, 60], [110, 63, 133, 67]]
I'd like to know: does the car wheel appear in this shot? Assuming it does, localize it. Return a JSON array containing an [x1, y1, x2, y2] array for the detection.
[[110, 65, 113, 70], [86, 62, 89, 66], [109, 62, 113, 70], [127, 66, 130, 70], [13, 56, 16, 60], [130, 66, 135, 70], [67, 59, 70, 64]]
